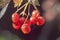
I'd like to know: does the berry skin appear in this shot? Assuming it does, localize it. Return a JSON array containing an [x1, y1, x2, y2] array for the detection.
[[12, 13, 19, 23], [26, 20, 31, 25], [19, 17, 25, 25], [30, 17, 37, 24], [36, 16, 45, 26], [12, 22, 21, 30], [21, 24, 31, 34], [32, 10, 40, 18]]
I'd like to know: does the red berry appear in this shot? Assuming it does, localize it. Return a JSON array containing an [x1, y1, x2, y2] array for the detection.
[[12, 22, 21, 30], [32, 10, 40, 18], [37, 16, 45, 26], [19, 17, 25, 25], [21, 24, 31, 34], [26, 20, 31, 25], [30, 17, 37, 24], [12, 13, 19, 23]]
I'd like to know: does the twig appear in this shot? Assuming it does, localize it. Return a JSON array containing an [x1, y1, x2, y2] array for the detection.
[[20, 2, 29, 16], [31, 3, 38, 10], [15, 2, 28, 13]]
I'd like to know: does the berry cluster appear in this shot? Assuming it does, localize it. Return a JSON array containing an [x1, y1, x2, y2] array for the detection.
[[11, 1, 45, 34], [30, 10, 45, 26], [12, 10, 45, 34]]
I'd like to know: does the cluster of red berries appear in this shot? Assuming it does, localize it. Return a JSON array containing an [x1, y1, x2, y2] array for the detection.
[[12, 10, 45, 34]]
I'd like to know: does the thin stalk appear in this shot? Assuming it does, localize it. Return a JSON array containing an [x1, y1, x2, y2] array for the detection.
[[24, 3, 30, 24], [15, 2, 28, 13], [31, 3, 38, 10], [20, 2, 29, 16]]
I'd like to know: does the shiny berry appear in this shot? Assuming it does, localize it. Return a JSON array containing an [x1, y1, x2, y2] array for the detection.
[[26, 20, 31, 25], [37, 16, 45, 26], [12, 22, 21, 30], [19, 17, 25, 25], [12, 13, 19, 23], [30, 17, 37, 24], [21, 24, 31, 34], [32, 10, 40, 18]]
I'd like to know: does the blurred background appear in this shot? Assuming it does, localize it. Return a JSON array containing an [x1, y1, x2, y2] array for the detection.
[[0, 0, 60, 40], [0, 0, 10, 11]]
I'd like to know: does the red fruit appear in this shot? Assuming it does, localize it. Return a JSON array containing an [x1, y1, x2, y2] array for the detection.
[[37, 16, 45, 26], [26, 20, 31, 25], [12, 22, 21, 30], [21, 24, 31, 34], [30, 17, 37, 24], [32, 10, 40, 18], [19, 17, 25, 25], [12, 13, 19, 23]]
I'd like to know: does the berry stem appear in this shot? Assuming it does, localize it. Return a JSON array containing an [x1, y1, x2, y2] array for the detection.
[[23, 2, 29, 13], [15, 2, 28, 13], [22, 2, 31, 26], [31, 3, 38, 10], [23, 2, 30, 24], [20, 2, 29, 16]]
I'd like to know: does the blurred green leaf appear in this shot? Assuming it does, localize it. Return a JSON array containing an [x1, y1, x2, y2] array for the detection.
[[0, 36, 6, 40], [31, 0, 40, 6], [0, 31, 21, 40]]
